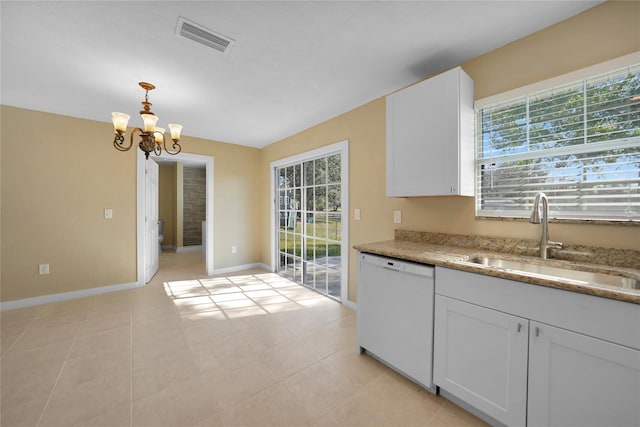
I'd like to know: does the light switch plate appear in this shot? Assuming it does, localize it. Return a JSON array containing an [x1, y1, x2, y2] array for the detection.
[[393, 210, 402, 224], [354, 208, 361, 220], [104, 209, 113, 219], [39, 264, 49, 275]]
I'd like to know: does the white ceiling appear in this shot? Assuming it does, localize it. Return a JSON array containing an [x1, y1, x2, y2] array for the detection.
[[1, 1, 602, 148]]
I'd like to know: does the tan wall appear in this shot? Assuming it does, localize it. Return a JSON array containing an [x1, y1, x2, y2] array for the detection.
[[158, 164, 177, 248], [1, 106, 138, 301], [172, 135, 263, 269], [259, 1, 640, 303], [0, 106, 262, 302], [465, 0, 640, 100]]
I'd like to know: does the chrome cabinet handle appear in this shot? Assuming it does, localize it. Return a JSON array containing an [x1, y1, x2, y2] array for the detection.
[[517, 323, 522, 333], [535, 326, 541, 337]]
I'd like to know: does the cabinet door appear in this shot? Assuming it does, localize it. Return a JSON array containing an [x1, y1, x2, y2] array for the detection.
[[528, 322, 640, 427], [386, 68, 461, 197], [433, 295, 528, 426]]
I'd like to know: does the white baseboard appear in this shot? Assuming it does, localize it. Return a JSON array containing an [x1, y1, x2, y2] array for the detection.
[[342, 299, 357, 310], [212, 262, 271, 275], [0, 281, 143, 312], [0, 263, 355, 312], [176, 245, 203, 253]]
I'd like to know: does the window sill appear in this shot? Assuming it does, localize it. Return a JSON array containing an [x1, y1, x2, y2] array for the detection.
[[475, 216, 640, 227]]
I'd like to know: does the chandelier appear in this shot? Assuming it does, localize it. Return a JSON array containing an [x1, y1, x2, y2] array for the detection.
[[112, 82, 183, 159]]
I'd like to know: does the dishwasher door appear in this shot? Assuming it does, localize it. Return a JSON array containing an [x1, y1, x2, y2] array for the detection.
[[357, 253, 435, 390]]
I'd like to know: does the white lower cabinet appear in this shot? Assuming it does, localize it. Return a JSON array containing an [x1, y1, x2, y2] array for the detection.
[[434, 267, 640, 427], [528, 322, 640, 427], [433, 295, 528, 426]]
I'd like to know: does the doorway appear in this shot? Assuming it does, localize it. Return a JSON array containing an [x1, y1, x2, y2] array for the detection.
[[144, 158, 160, 282], [136, 150, 214, 284], [270, 140, 349, 303]]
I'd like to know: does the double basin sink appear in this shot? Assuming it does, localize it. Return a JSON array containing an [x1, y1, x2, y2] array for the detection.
[[460, 255, 639, 290]]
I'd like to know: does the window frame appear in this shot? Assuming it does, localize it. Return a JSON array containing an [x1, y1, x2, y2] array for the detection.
[[474, 52, 640, 223]]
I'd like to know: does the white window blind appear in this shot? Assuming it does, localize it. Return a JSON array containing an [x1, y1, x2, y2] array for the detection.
[[477, 63, 640, 220]]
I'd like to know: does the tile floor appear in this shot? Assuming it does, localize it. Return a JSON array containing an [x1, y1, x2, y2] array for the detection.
[[1, 252, 488, 427]]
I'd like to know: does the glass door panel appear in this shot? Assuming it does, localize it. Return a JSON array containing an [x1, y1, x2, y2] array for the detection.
[[275, 152, 343, 300]]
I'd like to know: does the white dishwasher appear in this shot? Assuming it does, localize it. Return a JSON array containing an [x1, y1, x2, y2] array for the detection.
[[357, 253, 435, 391]]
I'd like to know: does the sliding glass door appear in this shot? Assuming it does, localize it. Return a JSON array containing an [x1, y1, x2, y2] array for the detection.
[[276, 153, 342, 300]]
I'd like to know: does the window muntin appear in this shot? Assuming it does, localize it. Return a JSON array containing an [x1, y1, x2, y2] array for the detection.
[[276, 153, 343, 299], [477, 64, 640, 220]]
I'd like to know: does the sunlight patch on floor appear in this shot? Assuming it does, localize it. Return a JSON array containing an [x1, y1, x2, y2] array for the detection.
[[163, 272, 335, 320]]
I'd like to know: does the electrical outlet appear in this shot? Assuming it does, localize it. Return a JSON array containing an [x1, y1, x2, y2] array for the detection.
[[39, 264, 50, 275], [231, 246, 237, 254], [354, 208, 361, 220], [104, 208, 113, 219], [393, 210, 402, 224]]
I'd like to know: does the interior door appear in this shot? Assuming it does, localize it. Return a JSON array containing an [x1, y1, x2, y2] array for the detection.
[[145, 159, 159, 282]]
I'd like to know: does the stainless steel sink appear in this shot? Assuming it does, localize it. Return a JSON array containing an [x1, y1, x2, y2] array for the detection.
[[465, 256, 639, 290]]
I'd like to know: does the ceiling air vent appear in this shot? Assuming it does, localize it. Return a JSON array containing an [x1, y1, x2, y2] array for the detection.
[[175, 17, 234, 54]]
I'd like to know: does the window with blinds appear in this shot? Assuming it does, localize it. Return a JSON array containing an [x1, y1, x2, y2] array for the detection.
[[477, 64, 640, 220]]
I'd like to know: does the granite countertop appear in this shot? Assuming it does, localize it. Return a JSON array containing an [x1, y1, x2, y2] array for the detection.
[[354, 230, 640, 305]]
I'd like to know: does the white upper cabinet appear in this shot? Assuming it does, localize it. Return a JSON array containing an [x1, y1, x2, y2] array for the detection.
[[386, 66, 475, 197]]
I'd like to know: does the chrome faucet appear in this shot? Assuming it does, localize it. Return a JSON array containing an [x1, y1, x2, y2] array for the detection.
[[529, 193, 563, 259]]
